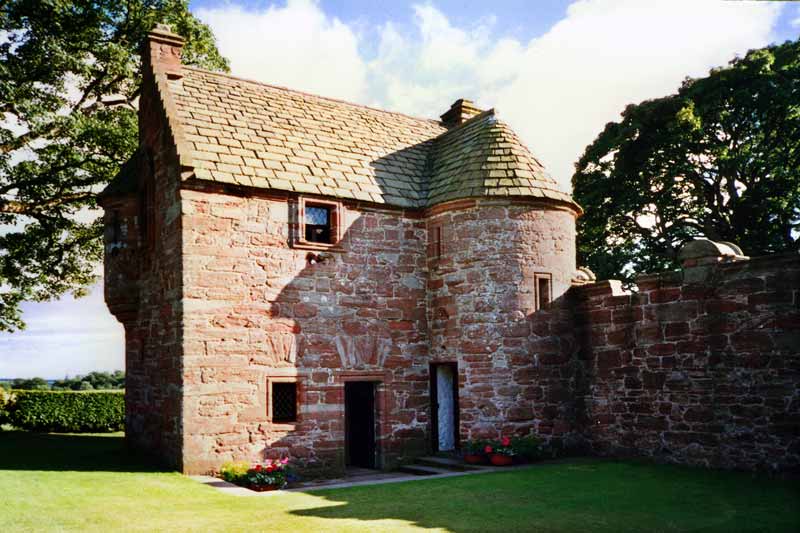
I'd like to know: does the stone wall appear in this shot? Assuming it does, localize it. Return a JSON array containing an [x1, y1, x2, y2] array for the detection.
[[173, 189, 582, 474], [426, 200, 579, 446], [178, 183, 432, 474], [101, 56, 186, 469], [573, 253, 800, 471]]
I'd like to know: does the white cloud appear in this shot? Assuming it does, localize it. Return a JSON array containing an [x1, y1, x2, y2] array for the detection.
[[366, 5, 523, 116], [195, 0, 366, 102], [495, 0, 782, 188]]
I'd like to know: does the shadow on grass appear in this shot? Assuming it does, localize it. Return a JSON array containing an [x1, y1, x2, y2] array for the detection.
[[288, 461, 800, 533], [0, 430, 165, 472]]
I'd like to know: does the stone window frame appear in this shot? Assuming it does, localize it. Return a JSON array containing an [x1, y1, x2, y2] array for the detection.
[[294, 196, 343, 251], [428, 224, 443, 259], [535, 272, 552, 310], [266, 375, 303, 429]]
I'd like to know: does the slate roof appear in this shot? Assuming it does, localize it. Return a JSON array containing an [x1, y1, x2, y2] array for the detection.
[[106, 65, 579, 212], [428, 110, 574, 206]]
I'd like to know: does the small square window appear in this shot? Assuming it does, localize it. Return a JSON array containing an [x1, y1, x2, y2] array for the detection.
[[271, 382, 297, 423], [297, 197, 340, 248], [305, 205, 332, 243], [535, 274, 552, 310]]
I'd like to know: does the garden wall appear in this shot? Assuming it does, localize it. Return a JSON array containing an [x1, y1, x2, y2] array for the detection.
[[572, 251, 800, 472]]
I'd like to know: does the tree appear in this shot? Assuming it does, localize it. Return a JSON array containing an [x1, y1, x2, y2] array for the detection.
[[52, 370, 124, 390], [0, 1, 228, 331], [573, 39, 800, 282], [10, 377, 49, 390]]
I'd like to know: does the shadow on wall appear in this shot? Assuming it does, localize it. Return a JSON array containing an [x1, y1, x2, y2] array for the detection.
[[0, 431, 165, 472], [201, 194, 430, 472]]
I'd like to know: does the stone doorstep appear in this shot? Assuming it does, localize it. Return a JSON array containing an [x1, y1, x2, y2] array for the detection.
[[191, 463, 538, 496]]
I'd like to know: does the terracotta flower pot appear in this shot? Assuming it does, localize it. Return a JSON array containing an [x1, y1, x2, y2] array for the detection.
[[489, 453, 514, 466], [463, 453, 487, 465]]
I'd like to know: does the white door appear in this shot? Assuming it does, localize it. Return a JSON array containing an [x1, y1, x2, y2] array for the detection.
[[436, 365, 456, 451]]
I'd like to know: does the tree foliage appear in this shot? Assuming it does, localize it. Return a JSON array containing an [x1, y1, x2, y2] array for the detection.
[[573, 39, 800, 281], [0, 1, 228, 331], [52, 370, 124, 390], [7, 376, 49, 390]]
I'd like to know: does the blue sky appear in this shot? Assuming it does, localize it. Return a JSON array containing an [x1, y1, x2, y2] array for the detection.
[[1, 0, 799, 379]]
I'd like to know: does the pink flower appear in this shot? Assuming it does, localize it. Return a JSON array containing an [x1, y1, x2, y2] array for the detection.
[[501, 437, 511, 447], [281, 457, 289, 464], [484, 445, 493, 454]]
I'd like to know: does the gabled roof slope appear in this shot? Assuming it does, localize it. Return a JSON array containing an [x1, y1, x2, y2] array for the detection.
[[170, 67, 446, 208], [109, 58, 579, 212]]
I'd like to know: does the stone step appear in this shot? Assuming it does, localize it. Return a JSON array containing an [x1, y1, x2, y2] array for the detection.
[[415, 456, 482, 471], [398, 464, 451, 476]]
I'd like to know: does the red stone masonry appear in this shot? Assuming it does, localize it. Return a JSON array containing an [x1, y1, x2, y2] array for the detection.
[[100, 25, 799, 475], [572, 253, 800, 471]]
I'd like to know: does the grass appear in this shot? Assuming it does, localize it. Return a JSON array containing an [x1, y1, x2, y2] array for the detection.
[[0, 431, 798, 532]]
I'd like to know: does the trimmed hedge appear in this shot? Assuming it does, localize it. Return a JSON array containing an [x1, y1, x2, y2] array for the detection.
[[7, 390, 124, 432]]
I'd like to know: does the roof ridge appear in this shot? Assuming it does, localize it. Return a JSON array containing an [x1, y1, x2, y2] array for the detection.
[[181, 66, 446, 128]]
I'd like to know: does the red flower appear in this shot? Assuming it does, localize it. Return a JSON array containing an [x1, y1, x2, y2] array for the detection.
[[255, 464, 262, 471], [484, 445, 493, 454], [501, 437, 511, 447], [266, 465, 275, 472]]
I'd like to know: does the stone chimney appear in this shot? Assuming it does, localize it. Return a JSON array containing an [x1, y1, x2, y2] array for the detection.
[[440, 99, 483, 128], [143, 23, 184, 78]]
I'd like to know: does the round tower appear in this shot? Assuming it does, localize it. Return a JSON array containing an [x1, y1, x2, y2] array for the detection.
[[426, 102, 581, 445]]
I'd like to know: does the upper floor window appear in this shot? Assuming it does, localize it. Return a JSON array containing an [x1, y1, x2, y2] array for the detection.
[[429, 225, 443, 258], [535, 273, 552, 310], [297, 197, 341, 249]]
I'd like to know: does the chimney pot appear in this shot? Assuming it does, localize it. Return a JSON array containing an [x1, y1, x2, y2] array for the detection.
[[440, 98, 483, 128]]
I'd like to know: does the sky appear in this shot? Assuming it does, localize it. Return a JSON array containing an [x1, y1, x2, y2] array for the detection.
[[1, 0, 799, 379]]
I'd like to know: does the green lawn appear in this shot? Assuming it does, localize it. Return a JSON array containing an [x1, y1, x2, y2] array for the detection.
[[0, 431, 798, 532]]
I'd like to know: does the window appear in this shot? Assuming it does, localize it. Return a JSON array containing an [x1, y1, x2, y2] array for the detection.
[[305, 205, 331, 243], [535, 273, 552, 310], [111, 210, 122, 244], [297, 197, 341, 248], [430, 225, 443, 258], [271, 382, 297, 423]]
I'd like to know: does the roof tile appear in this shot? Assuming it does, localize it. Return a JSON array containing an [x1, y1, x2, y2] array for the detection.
[[105, 66, 579, 211]]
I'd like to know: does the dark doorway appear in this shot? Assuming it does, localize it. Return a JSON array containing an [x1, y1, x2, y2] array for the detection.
[[430, 363, 459, 452], [345, 381, 377, 469]]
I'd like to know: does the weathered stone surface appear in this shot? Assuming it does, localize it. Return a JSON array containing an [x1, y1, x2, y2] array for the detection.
[[100, 25, 799, 477], [573, 253, 800, 472]]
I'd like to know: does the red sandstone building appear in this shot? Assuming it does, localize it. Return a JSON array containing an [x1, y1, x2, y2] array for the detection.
[[101, 26, 799, 475]]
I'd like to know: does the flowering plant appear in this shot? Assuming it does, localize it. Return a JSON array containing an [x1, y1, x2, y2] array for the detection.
[[219, 458, 292, 490], [246, 458, 290, 489], [490, 437, 516, 457]]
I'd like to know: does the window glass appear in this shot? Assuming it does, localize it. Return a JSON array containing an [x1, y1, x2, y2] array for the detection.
[[271, 382, 297, 423], [305, 205, 332, 243], [305, 206, 329, 226]]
